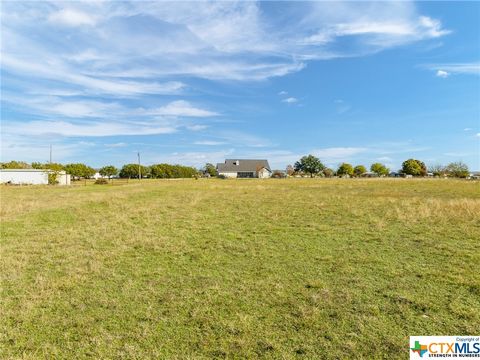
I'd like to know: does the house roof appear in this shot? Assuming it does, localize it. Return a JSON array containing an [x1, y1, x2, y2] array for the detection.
[[217, 159, 271, 173]]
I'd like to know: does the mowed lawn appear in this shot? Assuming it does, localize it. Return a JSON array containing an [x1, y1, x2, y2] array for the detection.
[[1, 179, 479, 359]]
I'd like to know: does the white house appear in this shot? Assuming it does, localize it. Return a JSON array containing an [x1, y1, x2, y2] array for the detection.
[[0, 169, 71, 185], [216, 159, 272, 178]]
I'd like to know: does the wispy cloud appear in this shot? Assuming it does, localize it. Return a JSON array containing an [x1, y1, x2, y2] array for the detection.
[[312, 147, 367, 162], [143, 100, 218, 117], [282, 97, 298, 104], [436, 70, 449, 78], [334, 99, 351, 114], [2, 1, 450, 85], [105, 142, 128, 148], [2, 120, 178, 137], [426, 62, 480, 76], [194, 141, 227, 146], [48, 8, 98, 27]]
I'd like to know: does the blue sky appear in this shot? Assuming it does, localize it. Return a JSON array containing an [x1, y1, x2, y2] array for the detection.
[[1, 1, 479, 171]]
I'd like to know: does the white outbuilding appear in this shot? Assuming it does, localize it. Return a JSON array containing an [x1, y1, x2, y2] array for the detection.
[[0, 169, 71, 185]]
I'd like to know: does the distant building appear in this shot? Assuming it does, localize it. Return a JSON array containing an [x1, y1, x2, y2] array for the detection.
[[216, 159, 272, 178], [93, 171, 106, 180], [469, 172, 480, 180], [0, 169, 71, 185]]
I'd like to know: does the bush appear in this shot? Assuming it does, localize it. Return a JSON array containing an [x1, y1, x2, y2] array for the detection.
[[94, 178, 109, 185], [48, 172, 59, 185], [445, 162, 469, 178]]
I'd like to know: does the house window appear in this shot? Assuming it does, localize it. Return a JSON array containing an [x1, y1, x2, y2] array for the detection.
[[237, 172, 254, 178]]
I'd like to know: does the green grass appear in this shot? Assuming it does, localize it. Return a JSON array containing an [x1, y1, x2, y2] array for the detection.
[[1, 179, 479, 359]]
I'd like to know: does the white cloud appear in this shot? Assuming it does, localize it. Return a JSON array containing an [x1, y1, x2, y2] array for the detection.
[[1, 54, 185, 97], [105, 143, 127, 148], [146, 100, 218, 117], [194, 141, 226, 146], [476, 133, 480, 138], [1, 135, 90, 162], [185, 125, 208, 132], [282, 97, 298, 104], [278, 91, 288, 96], [312, 147, 367, 161], [427, 62, 480, 76], [48, 8, 97, 27], [436, 70, 449, 78], [3, 120, 177, 137], [464, 128, 472, 131], [151, 148, 236, 167], [377, 156, 393, 162], [2, 1, 451, 85]]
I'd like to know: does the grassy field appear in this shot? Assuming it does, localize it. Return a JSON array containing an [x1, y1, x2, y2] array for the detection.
[[1, 179, 479, 359]]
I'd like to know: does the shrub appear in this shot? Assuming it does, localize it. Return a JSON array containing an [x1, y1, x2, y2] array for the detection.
[[445, 162, 469, 178], [94, 178, 109, 185], [272, 170, 285, 178], [48, 172, 59, 185]]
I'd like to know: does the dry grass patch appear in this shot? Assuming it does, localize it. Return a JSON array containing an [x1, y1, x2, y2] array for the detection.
[[1, 179, 479, 358]]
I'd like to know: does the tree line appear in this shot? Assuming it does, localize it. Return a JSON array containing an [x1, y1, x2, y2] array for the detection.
[[290, 155, 471, 178], [0, 157, 472, 179], [0, 161, 199, 179]]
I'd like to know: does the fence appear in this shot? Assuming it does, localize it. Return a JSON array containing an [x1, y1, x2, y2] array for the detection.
[[70, 178, 131, 186]]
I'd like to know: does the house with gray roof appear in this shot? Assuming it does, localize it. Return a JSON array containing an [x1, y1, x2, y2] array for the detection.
[[216, 159, 272, 178]]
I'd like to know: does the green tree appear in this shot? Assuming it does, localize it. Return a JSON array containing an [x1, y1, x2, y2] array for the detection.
[[99, 165, 118, 179], [294, 155, 325, 178], [32, 162, 64, 171], [370, 163, 389, 177], [0, 161, 31, 169], [337, 163, 354, 177], [119, 164, 150, 178], [401, 159, 427, 176], [445, 162, 469, 178], [353, 165, 367, 177], [150, 164, 197, 178], [65, 163, 96, 179], [204, 163, 217, 177]]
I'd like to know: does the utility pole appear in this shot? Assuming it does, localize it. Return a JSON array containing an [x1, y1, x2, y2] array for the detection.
[[138, 152, 141, 180]]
